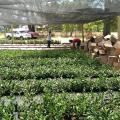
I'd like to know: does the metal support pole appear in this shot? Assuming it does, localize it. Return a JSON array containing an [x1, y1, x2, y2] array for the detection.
[[3, 26, 7, 44], [81, 24, 84, 42], [118, 16, 120, 40], [103, 19, 110, 36], [11, 25, 14, 44]]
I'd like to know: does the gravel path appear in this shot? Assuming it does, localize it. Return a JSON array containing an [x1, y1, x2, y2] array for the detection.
[[0, 44, 70, 50]]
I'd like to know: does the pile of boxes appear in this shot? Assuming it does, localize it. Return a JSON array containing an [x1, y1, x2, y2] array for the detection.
[[87, 39, 120, 69]]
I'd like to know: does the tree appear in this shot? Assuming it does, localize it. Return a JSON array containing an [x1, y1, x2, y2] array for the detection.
[[103, 18, 110, 36], [110, 17, 117, 32], [103, 17, 117, 36], [84, 21, 103, 32], [62, 24, 82, 37], [28, 25, 35, 32]]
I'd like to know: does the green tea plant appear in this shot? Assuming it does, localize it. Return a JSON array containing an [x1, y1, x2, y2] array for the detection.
[[0, 92, 120, 120], [0, 50, 119, 119]]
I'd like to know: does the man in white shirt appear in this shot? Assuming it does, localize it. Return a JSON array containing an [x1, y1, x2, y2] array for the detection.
[[47, 30, 51, 48]]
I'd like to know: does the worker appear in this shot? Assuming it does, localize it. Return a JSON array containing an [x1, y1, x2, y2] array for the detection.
[[87, 36, 96, 52], [111, 35, 117, 46], [69, 38, 81, 49], [47, 30, 52, 48]]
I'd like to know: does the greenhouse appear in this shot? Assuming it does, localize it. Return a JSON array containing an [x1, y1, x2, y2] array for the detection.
[[0, 0, 120, 120], [0, 0, 120, 24]]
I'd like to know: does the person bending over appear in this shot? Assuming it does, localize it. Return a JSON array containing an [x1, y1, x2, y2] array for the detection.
[[69, 38, 81, 49]]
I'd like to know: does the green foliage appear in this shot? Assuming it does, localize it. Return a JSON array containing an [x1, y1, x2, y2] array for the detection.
[[0, 75, 120, 96], [0, 39, 60, 44], [0, 93, 120, 120], [110, 17, 117, 32], [62, 24, 82, 36], [84, 21, 104, 32], [0, 50, 119, 119]]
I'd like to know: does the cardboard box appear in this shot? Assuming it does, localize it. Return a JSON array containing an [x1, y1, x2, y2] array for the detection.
[[94, 48, 99, 53], [91, 53, 96, 59], [99, 55, 108, 64], [91, 43, 97, 47], [88, 43, 97, 53], [113, 62, 120, 69], [108, 56, 118, 65], [114, 49, 120, 56], [99, 49, 106, 55]]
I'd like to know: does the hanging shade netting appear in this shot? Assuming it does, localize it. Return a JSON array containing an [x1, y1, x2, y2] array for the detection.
[[0, 0, 120, 25]]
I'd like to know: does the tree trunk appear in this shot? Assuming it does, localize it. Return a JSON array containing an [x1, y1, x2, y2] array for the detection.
[[81, 24, 84, 42], [28, 25, 35, 32], [70, 31, 73, 37], [118, 16, 120, 40], [103, 19, 110, 36]]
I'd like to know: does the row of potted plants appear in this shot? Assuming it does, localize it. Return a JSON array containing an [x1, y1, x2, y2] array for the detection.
[[0, 76, 120, 96], [0, 92, 120, 120]]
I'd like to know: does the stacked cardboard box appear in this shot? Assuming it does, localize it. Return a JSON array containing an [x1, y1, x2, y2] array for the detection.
[[113, 62, 120, 69], [88, 42, 97, 53], [107, 56, 118, 65], [99, 55, 108, 64]]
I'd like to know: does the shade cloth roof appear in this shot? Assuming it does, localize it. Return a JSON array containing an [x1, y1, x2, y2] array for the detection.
[[0, 0, 120, 25]]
